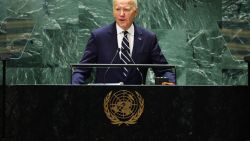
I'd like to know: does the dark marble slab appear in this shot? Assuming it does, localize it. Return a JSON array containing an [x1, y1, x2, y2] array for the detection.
[[0, 87, 3, 140], [0, 85, 249, 141]]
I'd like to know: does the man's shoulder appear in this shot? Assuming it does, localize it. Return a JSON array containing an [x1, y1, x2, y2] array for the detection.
[[135, 25, 156, 36], [92, 23, 114, 35]]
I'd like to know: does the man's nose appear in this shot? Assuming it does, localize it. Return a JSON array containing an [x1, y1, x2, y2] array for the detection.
[[120, 10, 125, 16]]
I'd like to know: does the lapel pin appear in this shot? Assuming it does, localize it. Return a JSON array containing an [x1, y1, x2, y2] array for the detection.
[[138, 37, 142, 40]]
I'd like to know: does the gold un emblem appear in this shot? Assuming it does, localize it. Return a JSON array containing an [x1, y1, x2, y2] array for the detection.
[[104, 90, 144, 126]]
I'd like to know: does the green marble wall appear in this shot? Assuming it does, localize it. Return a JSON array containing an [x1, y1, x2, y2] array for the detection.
[[0, 0, 249, 85]]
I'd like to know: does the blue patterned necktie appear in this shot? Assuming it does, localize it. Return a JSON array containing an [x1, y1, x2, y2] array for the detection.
[[120, 31, 132, 77]]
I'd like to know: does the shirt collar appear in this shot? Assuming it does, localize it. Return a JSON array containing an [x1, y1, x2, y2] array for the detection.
[[116, 23, 134, 35]]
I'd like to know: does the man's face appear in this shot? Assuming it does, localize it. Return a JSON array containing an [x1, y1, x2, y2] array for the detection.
[[113, 0, 137, 30]]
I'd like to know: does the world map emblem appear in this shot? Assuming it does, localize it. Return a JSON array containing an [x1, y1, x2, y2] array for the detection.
[[104, 90, 144, 125]]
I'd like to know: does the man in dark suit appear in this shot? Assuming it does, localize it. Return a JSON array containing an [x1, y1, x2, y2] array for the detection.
[[72, 0, 175, 85]]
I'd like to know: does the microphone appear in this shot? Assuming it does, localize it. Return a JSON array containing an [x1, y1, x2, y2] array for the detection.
[[126, 50, 144, 85], [103, 48, 120, 83]]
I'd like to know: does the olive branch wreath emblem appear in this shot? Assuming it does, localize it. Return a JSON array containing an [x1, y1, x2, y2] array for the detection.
[[104, 90, 144, 126]]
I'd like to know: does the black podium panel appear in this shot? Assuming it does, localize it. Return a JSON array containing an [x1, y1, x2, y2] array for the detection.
[[2, 85, 250, 141]]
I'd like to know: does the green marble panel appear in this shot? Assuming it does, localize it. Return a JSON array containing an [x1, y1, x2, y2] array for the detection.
[[153, 29, 188, 85], [1, 0, 78, 84], [5, 67, 71, 84], [186, 29, 225, 67], [186, 68, 223, 85], [220, 0, 249, 85], [222, 68, 248, 85], [0, 0, 248, 85], [0, 0, 7, 21], [223, 0, 250, 21], [137, 0, 187, 29], [0, 0, 6, 85], [185, 0, 222, 30], [7, 68, 42, 84]]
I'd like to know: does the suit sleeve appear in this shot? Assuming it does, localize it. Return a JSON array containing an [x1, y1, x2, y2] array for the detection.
[[71, 32, 98, 84], [150, 34, 176, 83]]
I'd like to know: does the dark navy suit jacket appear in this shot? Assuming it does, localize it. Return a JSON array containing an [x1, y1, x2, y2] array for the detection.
[[72, 22, 175, 84]]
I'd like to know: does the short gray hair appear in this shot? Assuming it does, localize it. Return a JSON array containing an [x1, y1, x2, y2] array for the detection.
[[113, 0, 138, 8]]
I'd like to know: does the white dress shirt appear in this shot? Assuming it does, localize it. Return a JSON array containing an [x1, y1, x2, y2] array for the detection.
[[116, 24, 134, 57]]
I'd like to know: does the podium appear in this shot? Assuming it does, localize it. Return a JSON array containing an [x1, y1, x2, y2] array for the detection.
[[1, 61, 250, 140], [0, 85, 249, 140]]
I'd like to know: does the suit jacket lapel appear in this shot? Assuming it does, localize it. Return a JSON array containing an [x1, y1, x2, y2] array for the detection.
[[108, 22, 120, 64], [132, 24, 143, 63]]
